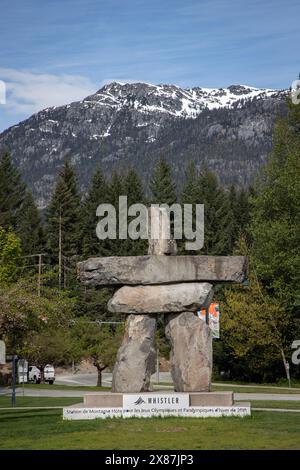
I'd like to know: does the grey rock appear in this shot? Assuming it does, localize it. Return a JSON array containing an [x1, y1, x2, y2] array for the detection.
[[147, 206, 177, 255], [78, 255, 247, 286], [165, 312, 212, 392], [111, 314, 156, 392], [108, 282, 213, 314]]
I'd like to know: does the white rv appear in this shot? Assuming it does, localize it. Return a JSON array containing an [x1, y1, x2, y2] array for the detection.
[[44, 364, 55, 384], [28, 365, 41, 384]]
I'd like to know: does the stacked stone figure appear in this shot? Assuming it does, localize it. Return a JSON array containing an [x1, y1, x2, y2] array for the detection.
[[78, 207, 247, 393]]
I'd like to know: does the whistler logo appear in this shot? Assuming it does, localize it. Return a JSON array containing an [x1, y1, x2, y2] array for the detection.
[[123, 393, 189, 409], [133, 397, 146, 405], [132, 395, 180, 405]]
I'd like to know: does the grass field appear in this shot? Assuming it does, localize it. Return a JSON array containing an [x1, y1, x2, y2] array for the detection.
[[0, 396, 82, 408], [212, 385, 300, 394], [0, 407, 300, 450], [12, 382, 300, 394], [2, 396, 300, 410], [17, 384, 109, 391], [248, 400, 300, 410], [154, 383, 300, 394]]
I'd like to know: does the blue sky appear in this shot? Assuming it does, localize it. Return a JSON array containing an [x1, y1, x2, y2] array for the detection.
[[0, 0, 299, 131]]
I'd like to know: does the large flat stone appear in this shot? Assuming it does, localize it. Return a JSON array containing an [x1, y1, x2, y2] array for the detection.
[[108, 282, 213, 314], [189, 392, 233, 406], [82, 391, 233, 408], [111, 314, 156, 393], [78, 255, 247, 286], [84, 393, 123, 407], [165, 312, 212, 392]]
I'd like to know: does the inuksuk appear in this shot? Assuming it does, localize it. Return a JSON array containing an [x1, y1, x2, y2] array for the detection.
[[63, 206, 250, 419], [77, 207, 247, 394]]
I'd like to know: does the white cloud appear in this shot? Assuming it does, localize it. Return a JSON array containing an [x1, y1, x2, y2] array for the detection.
[[0, 68, 98, 115]]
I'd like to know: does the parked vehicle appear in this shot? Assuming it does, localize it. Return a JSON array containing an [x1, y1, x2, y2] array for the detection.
[[44, 364, 55, 384], [28, 365, 41, 384]]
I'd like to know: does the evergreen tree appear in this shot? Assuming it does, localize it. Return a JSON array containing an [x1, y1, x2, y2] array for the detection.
[[150, 157, 177, 205], [106, 169, 125, 255], [250, 99, 300, 309], [81, 167, 110, 258], [16, 191, 44, 256], [0, 152, 26, 229], [181, 161, 199, 204], [236, 188, 251, 234], [0, 226, 21, 285], [46, 160, 82, 262], [109, 169, 125, 208], [180, 161, 201, 254], [123, 168, 147, 255], [228, 185, 239, 252], [197, 166, 233, 255], [125, 168, 145, 206]]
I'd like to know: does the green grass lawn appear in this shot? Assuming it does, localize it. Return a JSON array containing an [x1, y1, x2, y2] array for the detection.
[[16, 384, 109, 391], [0, 396, 83, 408], [248, 400, 300, 410], [0, 408, 299, 450], [153, 382, 300, 394], [212, 385, 300, 394]]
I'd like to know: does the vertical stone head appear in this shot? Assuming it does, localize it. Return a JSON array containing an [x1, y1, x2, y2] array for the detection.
[[147, 206, 177, 255]]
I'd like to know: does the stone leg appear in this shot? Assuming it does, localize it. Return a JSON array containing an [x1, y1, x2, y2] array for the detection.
[[111, 314, 156, 392], [165, 312, 212, 392]]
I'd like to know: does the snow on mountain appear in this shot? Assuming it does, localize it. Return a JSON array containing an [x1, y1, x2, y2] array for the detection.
[[0, 81, 287, 208], [82, 81, 284, 119]]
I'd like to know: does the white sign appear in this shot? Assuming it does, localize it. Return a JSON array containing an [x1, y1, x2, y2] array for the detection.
[[63, 404, 251, 420], [18, 359, 28, 383], [0, 340, 6, 364]]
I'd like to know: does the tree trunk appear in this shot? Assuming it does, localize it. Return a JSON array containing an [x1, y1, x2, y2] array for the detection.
[[96, 366, 104, 387], [280, 347, 291, 387]]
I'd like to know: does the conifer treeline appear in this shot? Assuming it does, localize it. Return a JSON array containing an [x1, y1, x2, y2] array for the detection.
[[0, 152, 251, 263]]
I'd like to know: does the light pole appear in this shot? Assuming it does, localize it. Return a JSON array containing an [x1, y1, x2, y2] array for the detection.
[[11, 355, 17, 407]]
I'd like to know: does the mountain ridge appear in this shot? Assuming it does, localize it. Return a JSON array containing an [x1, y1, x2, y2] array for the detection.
[[0, 81, 288, 208]]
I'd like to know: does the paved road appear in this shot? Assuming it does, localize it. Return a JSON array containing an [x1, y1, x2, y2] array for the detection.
[[56, 372, 300, 391], [55, 371, 172, 387], [1, 372, 299, 401]]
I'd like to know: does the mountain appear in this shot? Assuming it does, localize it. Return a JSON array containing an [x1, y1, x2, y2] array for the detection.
[[0, 81, 287, 208]]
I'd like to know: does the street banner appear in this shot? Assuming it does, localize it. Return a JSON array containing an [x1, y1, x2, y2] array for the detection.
[[198, 303, 220, 339]]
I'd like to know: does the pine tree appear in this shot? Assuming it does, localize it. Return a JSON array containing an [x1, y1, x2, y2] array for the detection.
[[0, 152, 26, 229], [125, 168, 145, 206], [237, 189, 251, 233], [16, 191, 45, 256], [46, 160, 82, 262], [150, 157, 177, 205], [228, 185, 239, 252], [197, 166, 233, 255], [0, 226, 21, 285], [123, 168, 147, 255], [180, 161, 201, 254], [181, 161, 199, 204], [81, 167, 110, 258], [109, 169, 125, 208], [250, 98, 300, 308], [106, 169, 125, 256]]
